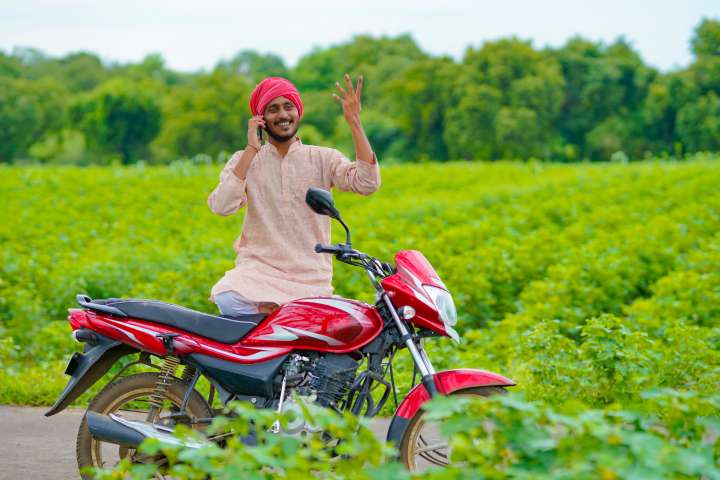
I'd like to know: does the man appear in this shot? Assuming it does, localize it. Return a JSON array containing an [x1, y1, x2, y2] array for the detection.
[[208, 75, 380, 316]]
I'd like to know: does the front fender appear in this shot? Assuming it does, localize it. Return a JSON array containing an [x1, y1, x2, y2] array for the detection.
[[386, 369, 515, 445], [45, 333, 136, 416]]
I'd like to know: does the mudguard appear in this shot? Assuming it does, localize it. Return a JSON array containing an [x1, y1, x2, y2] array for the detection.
[[386, 369, 515, 446], [45, 333, 136, 416]]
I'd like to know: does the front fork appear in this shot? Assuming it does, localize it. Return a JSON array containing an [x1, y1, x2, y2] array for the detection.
[[365, 267, 439, 397], [381, 294, 439, 396]]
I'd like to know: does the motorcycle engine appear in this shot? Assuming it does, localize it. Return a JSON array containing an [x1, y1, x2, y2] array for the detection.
[[278, 353, 359, 434], [307, 354, 359, 407]]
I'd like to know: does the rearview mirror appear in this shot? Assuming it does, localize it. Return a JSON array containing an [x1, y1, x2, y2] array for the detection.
[[305, 188, 341, 219]]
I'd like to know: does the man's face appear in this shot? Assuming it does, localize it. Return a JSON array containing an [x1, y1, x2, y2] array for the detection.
[[263, 96, 300, 142]]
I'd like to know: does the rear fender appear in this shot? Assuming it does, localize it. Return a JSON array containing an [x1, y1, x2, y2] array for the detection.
[[386, 369, 515, 445], [45, 333, 136, 416]]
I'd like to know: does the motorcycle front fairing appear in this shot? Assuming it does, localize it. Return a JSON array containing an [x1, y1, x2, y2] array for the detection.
[[381, 250, 457, 338]]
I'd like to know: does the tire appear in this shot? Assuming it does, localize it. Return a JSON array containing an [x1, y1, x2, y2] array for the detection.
[[399, 386, 506, 472], [76, 372, 213, 479]]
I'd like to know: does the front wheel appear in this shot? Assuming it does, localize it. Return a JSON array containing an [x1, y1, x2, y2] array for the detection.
[[399, 386, 506, 472]]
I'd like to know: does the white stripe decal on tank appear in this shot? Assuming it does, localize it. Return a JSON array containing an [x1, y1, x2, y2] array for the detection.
[[298, 298, 372, 323], [283, 326, 343, 346], [253, 324, 343, 346], [252, 325, 299, 342]]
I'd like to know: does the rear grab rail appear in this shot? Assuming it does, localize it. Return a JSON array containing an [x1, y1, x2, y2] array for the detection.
[[76, 294, 127, 317]]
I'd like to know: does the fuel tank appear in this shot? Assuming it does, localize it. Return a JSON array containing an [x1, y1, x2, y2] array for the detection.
[[240, 297, 383, 353]]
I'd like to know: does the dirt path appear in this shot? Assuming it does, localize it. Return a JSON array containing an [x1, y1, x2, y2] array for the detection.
[[0, 405, 391, 480], [0, 406, 86, 480]]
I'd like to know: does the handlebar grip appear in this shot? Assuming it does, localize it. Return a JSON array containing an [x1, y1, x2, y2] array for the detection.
[[315, 243, 340, 254]]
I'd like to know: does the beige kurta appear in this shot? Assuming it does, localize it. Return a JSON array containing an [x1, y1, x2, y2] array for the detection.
[[208, 139, 381, 305]]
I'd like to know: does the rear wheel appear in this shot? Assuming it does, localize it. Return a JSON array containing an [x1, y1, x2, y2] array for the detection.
[[399, 386, 506, 472], [76, 372, 213, 479]]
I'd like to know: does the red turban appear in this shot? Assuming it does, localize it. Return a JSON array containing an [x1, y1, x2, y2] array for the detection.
[[249, 77, 303, 119]]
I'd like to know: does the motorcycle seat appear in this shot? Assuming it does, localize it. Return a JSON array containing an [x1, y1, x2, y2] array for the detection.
[[89, 297, 267, 344]]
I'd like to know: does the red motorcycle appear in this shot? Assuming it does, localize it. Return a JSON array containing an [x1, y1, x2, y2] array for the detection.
[[46, 188, 514, 475]]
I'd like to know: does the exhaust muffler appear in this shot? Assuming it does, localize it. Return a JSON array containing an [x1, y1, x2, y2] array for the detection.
[[85, 411, 207, 449]]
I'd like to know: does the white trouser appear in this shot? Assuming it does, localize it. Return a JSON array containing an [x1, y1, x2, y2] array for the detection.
[[214, 291, 260, 316]]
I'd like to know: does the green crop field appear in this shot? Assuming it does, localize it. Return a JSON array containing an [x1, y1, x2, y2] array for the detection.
[[1, 157, 719, 477]]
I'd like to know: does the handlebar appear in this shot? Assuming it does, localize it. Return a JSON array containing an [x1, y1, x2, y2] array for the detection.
[[314, 243, 395, 277]]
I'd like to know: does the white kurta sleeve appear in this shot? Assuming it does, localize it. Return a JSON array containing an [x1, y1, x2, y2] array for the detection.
[[208, 151, 248, 216]]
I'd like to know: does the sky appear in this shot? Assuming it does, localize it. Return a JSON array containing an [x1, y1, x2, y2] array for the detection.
[[2, 0, 719, 73]]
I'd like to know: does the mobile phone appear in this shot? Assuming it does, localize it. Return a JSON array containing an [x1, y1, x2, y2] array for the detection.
[[257, 127, 263, 142]]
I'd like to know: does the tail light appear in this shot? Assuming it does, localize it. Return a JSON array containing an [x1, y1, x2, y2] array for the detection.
[[67, 308, 88, 330]]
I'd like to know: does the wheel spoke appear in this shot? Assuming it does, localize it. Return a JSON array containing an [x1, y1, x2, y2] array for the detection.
[[419, 452, 449, 466], [414, 441, 449, 455]]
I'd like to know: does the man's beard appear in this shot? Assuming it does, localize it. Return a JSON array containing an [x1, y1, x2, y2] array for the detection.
[[266, 121, 299, 142]]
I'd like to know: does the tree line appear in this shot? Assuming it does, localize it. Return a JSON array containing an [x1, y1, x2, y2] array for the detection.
[[1, 18, 719, 164]]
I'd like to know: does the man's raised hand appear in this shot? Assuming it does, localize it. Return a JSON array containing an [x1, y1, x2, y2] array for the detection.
[[333, 74, 363, 125]]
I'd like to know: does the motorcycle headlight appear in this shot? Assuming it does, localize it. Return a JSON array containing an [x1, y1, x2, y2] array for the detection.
[[423, 285, 457, 326]]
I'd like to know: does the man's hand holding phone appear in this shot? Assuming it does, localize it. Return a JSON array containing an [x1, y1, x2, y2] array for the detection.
[[232, 115, 266, 180], [247, 115, 266, 152]]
